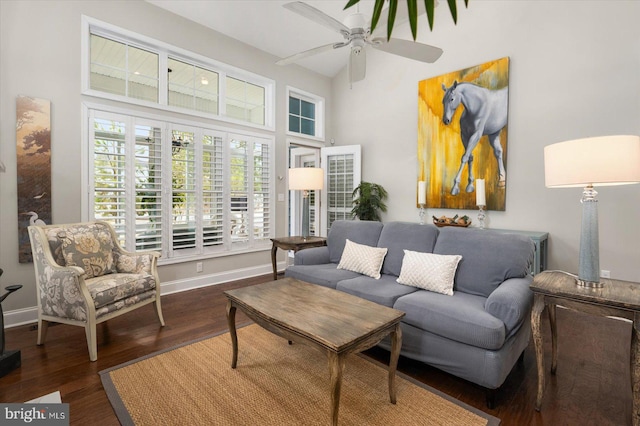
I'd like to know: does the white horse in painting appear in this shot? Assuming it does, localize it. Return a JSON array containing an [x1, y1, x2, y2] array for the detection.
[[441, 81, 508, 195]]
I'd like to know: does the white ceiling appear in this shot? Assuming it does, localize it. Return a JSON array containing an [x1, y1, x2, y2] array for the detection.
[[146, 0, 386, 78]]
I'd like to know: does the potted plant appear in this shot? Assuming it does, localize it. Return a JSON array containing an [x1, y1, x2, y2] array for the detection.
[[351, 182, 388, 221]]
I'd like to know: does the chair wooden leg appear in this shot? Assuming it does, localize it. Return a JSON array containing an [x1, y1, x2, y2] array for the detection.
[[155, 296, 165, 327], [85, 324, 97, 362], [37, 318, 48, 345]]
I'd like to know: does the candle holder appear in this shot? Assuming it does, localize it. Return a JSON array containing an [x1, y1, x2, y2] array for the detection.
[[477, 205, 486, 230], [418, 204, 426, 225]]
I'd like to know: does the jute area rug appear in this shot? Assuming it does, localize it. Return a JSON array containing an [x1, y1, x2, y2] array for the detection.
[[100, 324, 500, 426]]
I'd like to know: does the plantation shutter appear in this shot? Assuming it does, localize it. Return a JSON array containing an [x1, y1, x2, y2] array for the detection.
[[202, 132, 225, 249], [252, 140, 271, 241], [171, 129, 197, 254], [229, 137, 249, 245], [91, 113, 127, 246], [134, 122, 163, 251], [320, 145, 362, 236]]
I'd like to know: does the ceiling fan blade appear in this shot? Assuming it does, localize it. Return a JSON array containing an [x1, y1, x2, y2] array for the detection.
[[372, 38, 443, 63], [284, 2, 351, 37], [348, 48, 366, 84], [276, 43, 343, 66]]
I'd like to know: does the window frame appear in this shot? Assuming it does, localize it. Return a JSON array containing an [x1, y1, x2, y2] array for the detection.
[[286, 86, 325, 141], [82, 102, 275, 265], [81, 15, 275, 131]]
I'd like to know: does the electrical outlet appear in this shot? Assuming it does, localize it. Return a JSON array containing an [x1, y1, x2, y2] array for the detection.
[[196, 262, 203, 273], [600, 269, 610, 278]]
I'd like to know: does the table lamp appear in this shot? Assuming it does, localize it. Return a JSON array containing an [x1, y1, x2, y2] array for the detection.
[[544, 135, 640, 287], [289, 167, 324, 239]]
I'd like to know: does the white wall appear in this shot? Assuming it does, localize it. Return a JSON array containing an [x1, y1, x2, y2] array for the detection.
[[0, 0, 331, 315], [330, 0, 640, 281]]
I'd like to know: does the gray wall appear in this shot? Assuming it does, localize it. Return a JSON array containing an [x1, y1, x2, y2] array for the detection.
[[0, 0, 331, 315], [330, 0, 640, 281]]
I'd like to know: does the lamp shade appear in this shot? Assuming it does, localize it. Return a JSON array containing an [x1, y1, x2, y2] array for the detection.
[[544, 135, 640, 188], [288, 167, 324, 191]]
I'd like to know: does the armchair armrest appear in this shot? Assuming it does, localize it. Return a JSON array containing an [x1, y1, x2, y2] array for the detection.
[[294, 246, 330, 265], [485, 276, 533, 334]]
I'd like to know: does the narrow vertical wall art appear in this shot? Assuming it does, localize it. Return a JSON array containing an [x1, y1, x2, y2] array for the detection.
[[16, 96, 52, 263], [418, 57, 510, 211]]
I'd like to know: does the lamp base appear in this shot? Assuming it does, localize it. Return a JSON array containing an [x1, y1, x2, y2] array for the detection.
[[0, 349, 21, 378], [576, 278, 603, 288]]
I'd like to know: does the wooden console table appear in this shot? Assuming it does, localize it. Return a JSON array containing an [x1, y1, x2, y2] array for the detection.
[[531, 270, 640, 425], [270, 236, 326, 280]]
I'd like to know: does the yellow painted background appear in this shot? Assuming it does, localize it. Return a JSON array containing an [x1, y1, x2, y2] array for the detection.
[[418, 57, 509, 211]]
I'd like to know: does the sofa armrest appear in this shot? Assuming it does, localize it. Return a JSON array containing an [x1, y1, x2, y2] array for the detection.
[[294, 247, 330, 265], [485, 276, 533, 333]]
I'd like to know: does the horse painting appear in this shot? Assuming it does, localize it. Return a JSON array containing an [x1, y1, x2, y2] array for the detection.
[[441, 81, 508, 196]]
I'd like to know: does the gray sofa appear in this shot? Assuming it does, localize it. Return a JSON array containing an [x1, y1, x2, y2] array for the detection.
[[285, 220, 534, 406]]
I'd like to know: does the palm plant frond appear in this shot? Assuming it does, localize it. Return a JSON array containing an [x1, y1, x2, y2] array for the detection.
[[350, 182, 388, 221]]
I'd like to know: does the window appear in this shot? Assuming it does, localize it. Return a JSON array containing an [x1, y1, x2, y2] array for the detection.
[[287, 87, 324, 140], [88, 109, 274, 261], [83, 16, 274, 129], [90, 34, 159, 103], [168, 58, 219, 114], [226, 77, 265, 126]]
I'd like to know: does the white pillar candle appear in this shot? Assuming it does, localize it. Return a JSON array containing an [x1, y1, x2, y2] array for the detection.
[[418, 181, 426, 205], [475, 179, 486, 206]]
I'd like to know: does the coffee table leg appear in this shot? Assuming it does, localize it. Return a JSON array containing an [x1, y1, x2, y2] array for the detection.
[[328, 351, 345, 426], [226, 299, 238, 369], [389, 323, 402, 404]]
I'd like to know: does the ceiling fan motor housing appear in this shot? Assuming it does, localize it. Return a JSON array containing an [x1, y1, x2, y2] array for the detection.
[[343, 12, 366, 30]]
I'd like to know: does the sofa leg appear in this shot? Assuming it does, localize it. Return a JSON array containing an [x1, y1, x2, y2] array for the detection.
[[485, 388, 497, 409], [518, 350, 525, 366]]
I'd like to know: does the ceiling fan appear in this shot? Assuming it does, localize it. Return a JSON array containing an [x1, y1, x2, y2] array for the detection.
[[276, 1, 443, 84]]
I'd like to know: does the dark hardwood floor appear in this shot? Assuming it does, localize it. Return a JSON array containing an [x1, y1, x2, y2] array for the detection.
[[0, 273, 632, 425]]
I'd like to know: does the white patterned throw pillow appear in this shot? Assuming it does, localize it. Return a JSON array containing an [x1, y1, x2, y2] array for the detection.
[[337, 239, 388, 279], [397, 250, 462, 296]]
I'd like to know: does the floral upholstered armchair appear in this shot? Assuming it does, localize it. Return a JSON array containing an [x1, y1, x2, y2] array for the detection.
[[28, 221, 165, 361]]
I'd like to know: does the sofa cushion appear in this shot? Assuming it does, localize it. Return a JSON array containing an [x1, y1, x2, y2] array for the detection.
[[337, 239, 387, 279], [284, 264, 362, 289], [377, 222, 439, 276], [336, 274, 419, 307], [57, 223, 116, 279], [397, 250, 462, 296], [327, 220, 384, 264], [433, 227, 534, 297]]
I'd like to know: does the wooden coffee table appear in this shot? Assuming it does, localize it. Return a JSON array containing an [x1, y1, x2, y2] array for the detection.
[[224, 278, 405, 426]]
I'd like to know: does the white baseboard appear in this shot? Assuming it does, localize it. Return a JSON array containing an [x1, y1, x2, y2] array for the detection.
[[3, 261, 287, 328]]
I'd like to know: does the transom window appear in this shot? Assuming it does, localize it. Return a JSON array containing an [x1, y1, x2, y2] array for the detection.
[[90, 34, 159, 103], [83, 16, 274, 130], [168, 58, 219, 114]]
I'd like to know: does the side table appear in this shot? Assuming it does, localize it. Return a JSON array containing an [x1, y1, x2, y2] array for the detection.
[[270, 236, 327, 280], [531, 270, 640, 425]]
